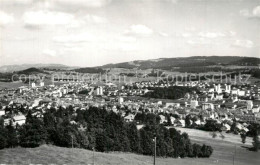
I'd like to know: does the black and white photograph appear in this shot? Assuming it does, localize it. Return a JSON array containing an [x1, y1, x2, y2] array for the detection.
[[0, 0, 260, 164]]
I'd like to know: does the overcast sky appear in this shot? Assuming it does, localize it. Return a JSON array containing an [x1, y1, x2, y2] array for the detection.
[[0, 0, 259, 67]]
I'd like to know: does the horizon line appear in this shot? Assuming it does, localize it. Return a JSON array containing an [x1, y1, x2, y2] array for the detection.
[[0, 55, 260, 68]]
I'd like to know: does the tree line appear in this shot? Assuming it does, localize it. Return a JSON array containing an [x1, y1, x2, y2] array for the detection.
[[144, 86, 199, 100], [0, 106, 213, 158]]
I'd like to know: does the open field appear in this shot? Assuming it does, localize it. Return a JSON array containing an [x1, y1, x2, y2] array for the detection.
[[175, 128, 260, 165], [0, 128, 259, 165], [0, 80, 70, 89], [174, 127, 253, 145], [0, 81, 25, 89]]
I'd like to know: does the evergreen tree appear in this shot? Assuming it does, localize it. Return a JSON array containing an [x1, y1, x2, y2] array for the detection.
[[95, 131, 106, 152], [19, 116, 47, 148], [53, 119, 79, 148], [185, 115, 191, 128], [192, 143, 202, 157], [43, 110, 56, 144], [0, 135, 7, 149], [199, 145, 213, 158], [6, 121, 18, 148], [127, 122, 142, 153], [241, 133, 246, 144], [0, 119, 7, 149], [252, 135, 260, 152], [139, 129, 153, 155], [251, 124, 260, 152]]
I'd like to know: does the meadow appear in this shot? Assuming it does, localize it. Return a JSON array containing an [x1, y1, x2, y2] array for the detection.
[[0, 128, 259, 165]]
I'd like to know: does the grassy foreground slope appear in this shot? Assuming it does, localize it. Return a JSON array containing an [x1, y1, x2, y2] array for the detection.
[[0, 136, 260, 165], [176, 128, 260, 165], [0, 128, 260, 165]]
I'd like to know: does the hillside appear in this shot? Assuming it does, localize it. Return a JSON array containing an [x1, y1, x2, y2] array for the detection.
[[0, 68, 47, 82], [1, 56, 259, 74], [101, 56, 260, 70], [229, 57, 260, 66], [73, 67, 106, 74], [16, 67, 47, 75], [1, 129, 259, 165], [0, 64, 76, 73]]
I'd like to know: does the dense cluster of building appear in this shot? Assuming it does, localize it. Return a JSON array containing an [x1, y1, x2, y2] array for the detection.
[[0, 79, 260, 134]]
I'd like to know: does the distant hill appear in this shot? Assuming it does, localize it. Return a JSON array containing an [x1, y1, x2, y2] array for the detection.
[[0, 68, 47, 82], [16, 67, 47, 75], [101, 56, 260, 70], [1, 56, 259, 73], [0, 64, 77, 73], [73, 67, 106, 74], [229, 57, 260, 66]]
